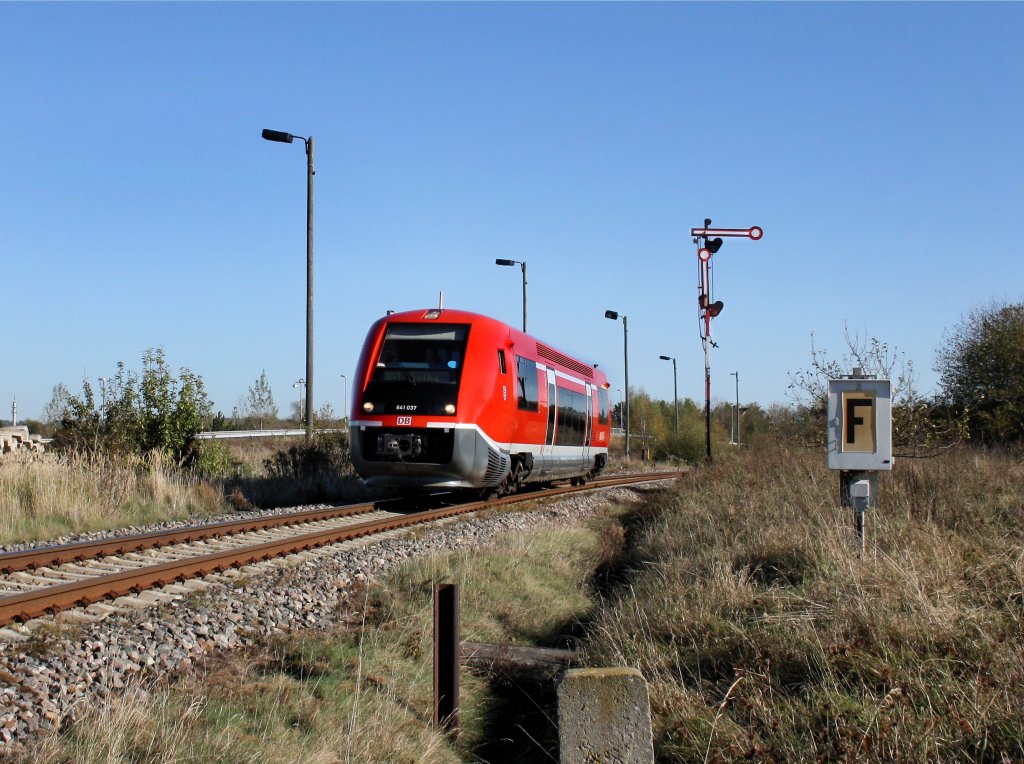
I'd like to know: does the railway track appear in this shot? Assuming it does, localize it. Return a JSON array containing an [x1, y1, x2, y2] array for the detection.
[[0, 471, 681, 629]]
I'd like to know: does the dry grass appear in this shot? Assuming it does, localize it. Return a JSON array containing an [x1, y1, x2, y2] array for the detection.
[[584, 442, 1024, 761], [18, 442, 1019, 761], [0, 451, 226, 545]]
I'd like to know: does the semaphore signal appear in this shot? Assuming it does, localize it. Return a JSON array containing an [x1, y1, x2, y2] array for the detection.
[[690, 225, 763, 240], [691, 217, 762, 462]]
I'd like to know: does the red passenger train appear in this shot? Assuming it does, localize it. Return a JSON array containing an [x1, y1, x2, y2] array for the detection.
[[349, 308, 612, 495]]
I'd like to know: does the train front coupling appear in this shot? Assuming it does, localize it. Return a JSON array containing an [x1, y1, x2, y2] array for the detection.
[[376, 433, 424, 458]]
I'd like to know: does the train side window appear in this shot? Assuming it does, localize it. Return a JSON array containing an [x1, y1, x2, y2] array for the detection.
[[515, 355, 539, 411], [556, 387, 587, 446], [498, 350, 507, 375]]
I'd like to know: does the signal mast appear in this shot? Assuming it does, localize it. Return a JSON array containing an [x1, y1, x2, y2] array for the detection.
[[691, 218, 763, 462]]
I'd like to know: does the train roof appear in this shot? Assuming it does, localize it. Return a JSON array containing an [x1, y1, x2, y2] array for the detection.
[[377, 308, 608, 386]]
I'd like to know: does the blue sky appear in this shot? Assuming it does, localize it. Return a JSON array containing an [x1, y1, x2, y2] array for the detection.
[[3, 2, 1022, 421]]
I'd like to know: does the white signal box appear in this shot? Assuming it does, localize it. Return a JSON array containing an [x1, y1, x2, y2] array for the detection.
[[827, 378, 893, 471]]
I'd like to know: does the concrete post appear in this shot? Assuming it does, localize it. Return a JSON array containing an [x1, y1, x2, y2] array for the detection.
[[557, 667, 654, 764]]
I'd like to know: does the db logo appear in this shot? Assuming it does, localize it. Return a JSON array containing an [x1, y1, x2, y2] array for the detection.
[[396, 416, 413, 426]]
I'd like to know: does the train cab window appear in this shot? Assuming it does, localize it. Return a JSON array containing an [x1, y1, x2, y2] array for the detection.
[[364, 323, 470, 415], [598, 388, 610, 425], [516, 355, 539, 412], [498, 350, 507, 375]]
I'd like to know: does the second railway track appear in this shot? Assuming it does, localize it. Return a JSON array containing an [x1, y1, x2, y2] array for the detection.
[[0, 471, 681, 629]]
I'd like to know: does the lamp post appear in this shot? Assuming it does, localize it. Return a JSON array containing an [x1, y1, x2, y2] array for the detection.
[[730, 371, 740, 446], [340, 374, 348, 423], [262, 127, 315, 440], [659, 356, 679, 434], [604, 310, 629, 458], [292, 378, 305, 425], [494, 259, 527, 332]]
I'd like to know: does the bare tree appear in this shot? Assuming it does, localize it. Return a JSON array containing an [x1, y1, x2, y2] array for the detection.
[[42, 383, 73, 424], [245, 370, 278, 430], [787, 326, 966, 457]]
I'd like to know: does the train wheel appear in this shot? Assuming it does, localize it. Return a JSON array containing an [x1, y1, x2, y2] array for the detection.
[[500, 461, 525, 496]]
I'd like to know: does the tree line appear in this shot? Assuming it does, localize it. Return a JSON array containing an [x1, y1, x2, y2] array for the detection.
[[33, 298, 1023, 465]]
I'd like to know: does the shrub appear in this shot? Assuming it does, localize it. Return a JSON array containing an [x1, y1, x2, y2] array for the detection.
[[936, 300, 1024, 445], [51, 348, 213, 464]]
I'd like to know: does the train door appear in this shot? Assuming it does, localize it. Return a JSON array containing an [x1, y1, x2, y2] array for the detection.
[[545, 369, 556, 448], [583, 383, 592, 465], [498, 349, 514, 448]]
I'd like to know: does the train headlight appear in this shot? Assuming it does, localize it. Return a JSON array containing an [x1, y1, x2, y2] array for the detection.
[[444, 403, 456, 415], [362, 401, 375, 413]]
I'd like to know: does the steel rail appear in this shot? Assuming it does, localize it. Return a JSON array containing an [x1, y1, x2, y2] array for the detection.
[[0, 471, 681, 626], [0, 472, 678, 575], [0, 502, 382, 574]]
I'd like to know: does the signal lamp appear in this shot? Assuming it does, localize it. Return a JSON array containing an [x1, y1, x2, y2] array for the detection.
[[362, 401, 375, 413], [708, 300, 724, 317], [705, 237, 723, 254], [444, 403, 456, 415], [698, 294, 709, 309]]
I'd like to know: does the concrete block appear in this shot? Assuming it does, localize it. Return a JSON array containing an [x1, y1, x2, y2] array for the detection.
[[557, 667, 654, 764], [85, 603, 121, 618]]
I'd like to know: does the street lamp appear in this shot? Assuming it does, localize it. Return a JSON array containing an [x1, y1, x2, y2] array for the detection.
[[340, 374, 348, 424], [659, 356, 679, 434], [262, 127, 315, 440], [730, 371, 740, 446], [604, 310, 629, 458], [292, 378, 305, 425], [494, 259, 527, 332]]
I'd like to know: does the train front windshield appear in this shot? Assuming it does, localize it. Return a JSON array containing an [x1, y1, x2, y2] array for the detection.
[[363, 323, 470, 415]]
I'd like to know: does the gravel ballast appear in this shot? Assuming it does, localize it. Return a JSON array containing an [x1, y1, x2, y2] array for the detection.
[[0, 484, 660, 749]]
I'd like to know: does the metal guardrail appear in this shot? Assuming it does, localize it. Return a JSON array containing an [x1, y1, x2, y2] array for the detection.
[[194, 428, 345, 440]]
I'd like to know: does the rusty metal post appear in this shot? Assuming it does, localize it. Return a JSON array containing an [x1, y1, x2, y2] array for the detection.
[[433, 583, 460, 735]]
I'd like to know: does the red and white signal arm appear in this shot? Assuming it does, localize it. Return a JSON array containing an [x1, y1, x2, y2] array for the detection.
[[826, 378, 893, 471]]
